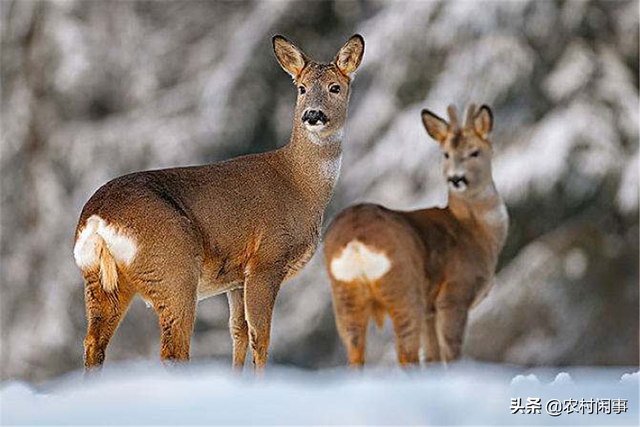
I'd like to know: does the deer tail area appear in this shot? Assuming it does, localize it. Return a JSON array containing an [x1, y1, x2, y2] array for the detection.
[[74, 216, 138, 293], [94, 236, 118, 292]]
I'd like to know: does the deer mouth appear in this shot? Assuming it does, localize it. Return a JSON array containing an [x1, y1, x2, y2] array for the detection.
[[447, 176, 469, 191], [304, 122, 327, 132]]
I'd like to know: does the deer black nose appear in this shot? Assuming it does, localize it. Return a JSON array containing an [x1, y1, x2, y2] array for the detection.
[[302, 110, 328, 125], [447, 175, 468, 188]]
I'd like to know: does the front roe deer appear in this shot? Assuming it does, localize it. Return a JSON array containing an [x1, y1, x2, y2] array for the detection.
[[73, 34, 364, 371], [324, 104, 508, 367]]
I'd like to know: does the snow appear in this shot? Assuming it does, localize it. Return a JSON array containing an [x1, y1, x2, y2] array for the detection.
[[563, 248, 588, 280], [1, 363, 637, 426], [550, 372, 574, 387], [511, 373, 541, 386], [621, 372, 639, 384], [543, 42, 594, 101], [616, 152, 639, 213]]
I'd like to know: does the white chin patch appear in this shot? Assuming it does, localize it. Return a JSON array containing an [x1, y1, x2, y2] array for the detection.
[[449, 181, 468, 192], [305, 123, 326, 133]]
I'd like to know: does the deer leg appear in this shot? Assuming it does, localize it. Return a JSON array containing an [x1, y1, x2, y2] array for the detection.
[[435, 286, 472, 363], [83, 271, 134, 371], [157, 300, 197, 363], [372, 272, 424, 367], [244, 268, 285, 370], [389, 308, 422, 367], [149, 276, 198, 364], [331, 279, 369, 367], [435, 306, 468, 363], [424, 305, 440, 364], [227, 288, 248, 370]]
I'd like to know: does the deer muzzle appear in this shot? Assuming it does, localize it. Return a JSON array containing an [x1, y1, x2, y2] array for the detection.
[[447, 175, 469, 191], [302, 109, 329, 127]]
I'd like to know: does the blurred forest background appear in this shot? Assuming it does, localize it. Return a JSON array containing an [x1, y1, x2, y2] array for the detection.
[[1, 0, 638, 383]]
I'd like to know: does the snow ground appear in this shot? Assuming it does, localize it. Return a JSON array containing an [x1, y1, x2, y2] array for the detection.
[[1, 362, 637, 426]]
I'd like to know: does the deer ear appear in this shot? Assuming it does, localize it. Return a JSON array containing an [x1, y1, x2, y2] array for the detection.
[[334, 34, 365, 77], [473, 105, 493, 138], [272, 35, 308, 80], [421, 109, 449, 144]]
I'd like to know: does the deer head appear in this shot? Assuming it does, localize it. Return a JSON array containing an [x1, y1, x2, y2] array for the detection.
[[421, 104, 494, 198], [273, 34, 364, 142]]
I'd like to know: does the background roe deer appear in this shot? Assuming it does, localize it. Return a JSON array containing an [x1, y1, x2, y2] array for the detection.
[[324, 104, 508, 367], [73, 34, 364, 371]]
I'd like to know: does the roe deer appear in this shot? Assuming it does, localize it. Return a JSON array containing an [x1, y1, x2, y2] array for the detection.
[[324, 104, 508, 367], [74, 34, 365, 371]]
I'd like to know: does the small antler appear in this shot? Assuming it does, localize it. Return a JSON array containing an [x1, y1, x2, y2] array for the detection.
[[446, 105, 459, 131], [465, 104, 477, 128]]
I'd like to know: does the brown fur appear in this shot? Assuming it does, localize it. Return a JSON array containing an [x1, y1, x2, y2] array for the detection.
[[74, 34, 364, 371], [324, 104, 508, 367]]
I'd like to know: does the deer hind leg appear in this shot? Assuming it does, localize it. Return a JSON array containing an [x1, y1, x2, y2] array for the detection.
[[424, 304, 440, 364], [435, 282, 472, 363], [330, 279, 369, 367], [388, 306, 422, 367], [140, 271, 198, 364], [243, 267, 285, 370], [156, 292, 197, 364], [227, 288, 248, 369], [372, 272, 423, 367], [83, 270, 135, 371]]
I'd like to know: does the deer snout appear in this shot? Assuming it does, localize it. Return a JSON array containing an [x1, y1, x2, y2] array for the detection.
[[302, 109, 328, 126], [447, 174, 469, 191]]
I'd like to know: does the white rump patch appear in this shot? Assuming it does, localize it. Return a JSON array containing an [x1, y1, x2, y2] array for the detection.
[[330, 240, 391, 282], [73, 215, 137, 270]]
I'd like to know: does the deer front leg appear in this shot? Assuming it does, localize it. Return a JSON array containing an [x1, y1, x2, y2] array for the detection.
[[435, 283, 472, 363], [244, 267, 285, 370], [227, 288, 248, 370]]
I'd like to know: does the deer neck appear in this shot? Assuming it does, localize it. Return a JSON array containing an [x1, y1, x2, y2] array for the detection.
[[448, 181, 509, 254], [281, 123, 343, 211]]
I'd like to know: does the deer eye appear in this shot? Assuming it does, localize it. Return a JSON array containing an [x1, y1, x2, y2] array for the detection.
[[470, 150, 480, 158], [298, 86, 306, 95], [329, 84, 341, 94], [444, 153, 450, 159]]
